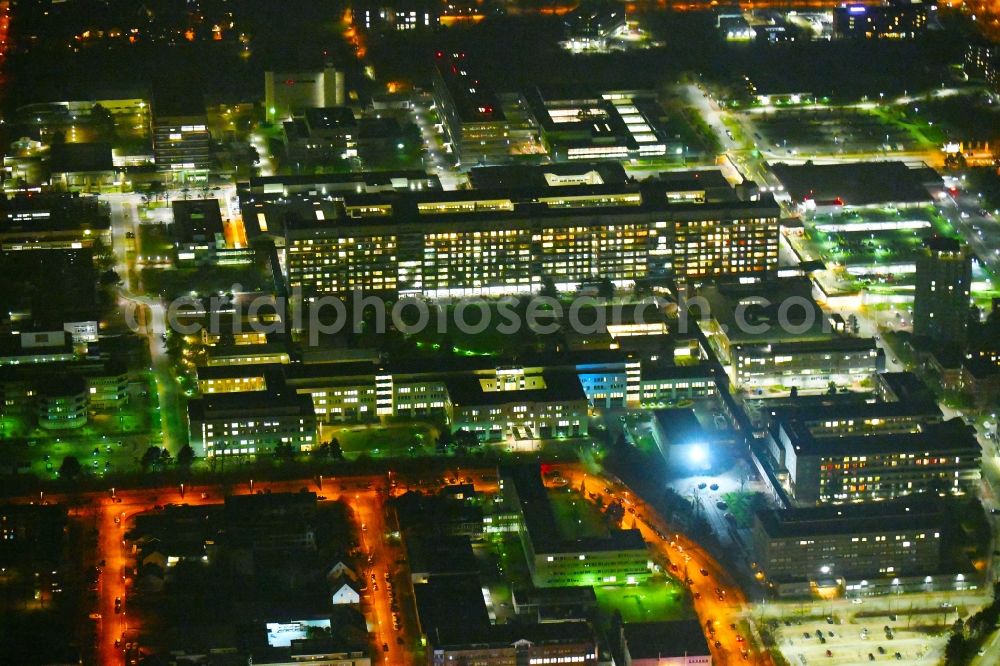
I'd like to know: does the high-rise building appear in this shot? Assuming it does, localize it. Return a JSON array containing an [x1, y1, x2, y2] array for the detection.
[[432, 53, 512, 165], [913, 236, 972, 347], [966, 41, 1000, 94], [152, 94, 212, 175]]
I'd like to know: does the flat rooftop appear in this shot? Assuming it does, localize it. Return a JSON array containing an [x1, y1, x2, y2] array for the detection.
[[171, 199, 224, 243], [772, 161, 937, 207], [434, 54, 506, 124], [623, 620, 711, 660], [756, 496, 944, 539], [697, 278, 832, 344], [784, 417, 980, 457], [503, 463, 646, 554]]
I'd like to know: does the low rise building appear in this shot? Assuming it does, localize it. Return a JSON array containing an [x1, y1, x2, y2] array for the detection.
[[0, 192, 110, 252], [36, 375, 88, 429], [171, 199, 251, 265], [503, 463, 650, 587], [732, 337, 883, 389], [621, 620, 712, 666], [448, 370, 589, 445], [187, 389, 317, 458]]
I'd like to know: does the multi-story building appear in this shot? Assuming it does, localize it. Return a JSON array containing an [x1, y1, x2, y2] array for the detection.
[[152, 95, 212, 175], [447, 370, 590, 443], [265, 67, 346, 122], [966, 42, 1000, 93], [833, 0, 930, 40], [732, 338, 884, 389], [171, 199, 252, 266], [282, 107, 358, 165], [204, 341, 292, 367], [432, 53, 512, 165], [526, 89, 681, 161], [186, 389, 317, 458], [35, 376, 89, 430], [752, 498, 944, 585], [245, 179, 779, 299], [352, 0, 441, 31], [913, 236, 972, 348], [0, 192, 110, 252], [772, 410, 980, 505], [193, 352, 717, 444], [502, 463, 650, 587], [416, 575, 598, 666]]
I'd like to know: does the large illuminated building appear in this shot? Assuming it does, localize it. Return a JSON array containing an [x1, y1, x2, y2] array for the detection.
[[966, 41, 1000, 93], [732, 338, 884, 389], [193, 351, 716, 448], [752, 497, 945, 593], [242, 174, 780, 299], [152, 93, 212, 176], [187, 389, 317, 458], [766, 403, 980, 505], [833, 0, 931, 40], [502, 464, 651, 587], [0, 192, 110, 252], [432, 53, 513, 165], [264, 67, 346, 122], [913, 236, 972, 348]]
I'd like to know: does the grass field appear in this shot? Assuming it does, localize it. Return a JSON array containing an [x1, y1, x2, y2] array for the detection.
[[595, 577, 692, 624], [324, 423, 435, 457], [550, 488, 609, 540]]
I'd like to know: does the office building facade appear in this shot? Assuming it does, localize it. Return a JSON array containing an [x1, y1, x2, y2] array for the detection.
[[732, 338, 884, 389], [753, 499, 944, 584], [253, 183, 779, 299], [187, 389, 317, 458]]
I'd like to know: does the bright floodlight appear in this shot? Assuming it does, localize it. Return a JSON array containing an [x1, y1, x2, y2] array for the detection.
[[688, 444, 707, 465], [820, 565, 831, 574]]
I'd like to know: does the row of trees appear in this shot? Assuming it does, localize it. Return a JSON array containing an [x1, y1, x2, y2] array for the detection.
[[57, 444, 196, 480], [944, 583, 1000, 665]]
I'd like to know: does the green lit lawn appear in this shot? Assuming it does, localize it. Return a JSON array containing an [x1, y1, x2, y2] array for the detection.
[[549, 488, 608, 540], [326, 423, 435, 457], [595, 576, 692, 624]]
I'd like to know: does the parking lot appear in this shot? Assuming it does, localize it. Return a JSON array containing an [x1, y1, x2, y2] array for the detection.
[[744, 108, 920, 156], [772, 613, 940, 664], [759, 591, 992, 666]]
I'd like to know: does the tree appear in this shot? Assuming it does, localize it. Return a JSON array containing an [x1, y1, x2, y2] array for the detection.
[[436, 429, 454, 452], [597, 277, 615, 301], [453, 429, 480, 448], [59, 456, 82, 480], [312, 442, 331, 461], [826, 381, 837, 395], [176, 445, 195, 468], [99, 269, 121, 286], [90, 103, 117, 142], [274, 443, 296, 461], [329, 437, 344, 460], [140, 446, 162, 471], [539, 276, 558, 299]]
